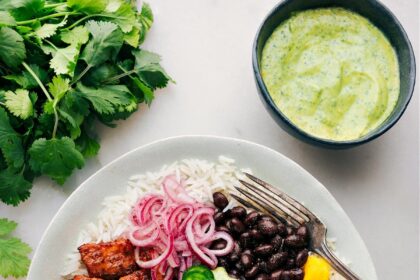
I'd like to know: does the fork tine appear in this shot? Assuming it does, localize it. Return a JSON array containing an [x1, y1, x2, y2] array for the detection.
[[230, 193, 256, 209], [237, 181, 306, 225], [245, 173, 317, 220], [234, 186, 301, 227]]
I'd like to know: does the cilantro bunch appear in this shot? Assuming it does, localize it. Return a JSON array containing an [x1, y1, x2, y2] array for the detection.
[[0, 0, 172, 206]]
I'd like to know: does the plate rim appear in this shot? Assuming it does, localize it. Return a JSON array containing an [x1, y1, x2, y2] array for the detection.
[[28, 135, 377, 279]]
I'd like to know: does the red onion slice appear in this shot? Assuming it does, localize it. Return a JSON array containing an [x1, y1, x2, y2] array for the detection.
[[134, 234, 174, 269]]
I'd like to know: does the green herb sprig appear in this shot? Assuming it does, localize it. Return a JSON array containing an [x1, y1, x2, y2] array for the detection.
[[0, 0, 172, 206], [0, 218, 31, 278]]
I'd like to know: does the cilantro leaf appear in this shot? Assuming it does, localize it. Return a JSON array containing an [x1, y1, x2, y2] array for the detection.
[[58, 91, 90, 139], [61, 26, 89, 45], [3, 64, 48, 89], [34, 16, 67, 39], [83, 63, 119, 86], [138, 2, 153, 44], [49, 44, 80, 76], [0, 11, 16, 26], [48, 76, 70, 99], [124, 26, 140, 48], [67, 0, 107, 14], [130, 76, 154, 104], [0, 27, 26, 69], [132, 49, 172, 89], [141, 3, 153, 23], [105, 2, 136, 33], [9, 0, 45, 21], [0, 169, 32, 206], [4, 89, 33, 119], [80, 21, 123, 67], [76, 83, 135, 115], [0, 219, 17, 236], [0, 107, 24, 169], [75, 132, 100, 158], [0, 236, 31, 278], [28, 137, 84, 184]]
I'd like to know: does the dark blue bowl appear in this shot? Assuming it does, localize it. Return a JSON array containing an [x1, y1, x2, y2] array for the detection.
[[253, 0, 416, 149]]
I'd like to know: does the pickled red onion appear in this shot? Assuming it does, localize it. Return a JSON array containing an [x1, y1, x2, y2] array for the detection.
[[129, 175, 234, 279]]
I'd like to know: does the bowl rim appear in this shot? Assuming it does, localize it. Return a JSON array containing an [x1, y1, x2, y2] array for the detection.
[[252, 0, 416, 147]]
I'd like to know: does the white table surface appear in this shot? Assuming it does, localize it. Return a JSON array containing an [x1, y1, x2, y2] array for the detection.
[[1, 0, 418, 279]]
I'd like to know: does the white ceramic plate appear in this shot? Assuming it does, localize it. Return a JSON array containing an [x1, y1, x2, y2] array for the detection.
[[28, 136, 377, 280]]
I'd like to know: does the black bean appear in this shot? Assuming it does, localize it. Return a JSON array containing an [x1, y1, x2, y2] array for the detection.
[[224, 209, 232, 219], [231, 206, 247, 220], [232, 241, 242, 254], [285, 258, 295, 269], [214, 212, 225, 225], [245, 265, 259, 278], [249, 229, 263, 241], [211, 239, 227, 250], [235, 261, 244, 272], [270, 269, 284, 280], [255, 244, 274, 257], [256, 274, 270, 280], [242, 249, 252, 255], [244, 211, 260, 227], [258, 259, 269, 273], [240, 232, 253, 248], [229, 269, 240, 278], [296, 225, 309, 240], [290, 268, 304, 280], [295, 249, 309, 267], [260, 214, 276, 222], [213, 192, 229, 209], [277, 223, 288, 237], [258, 219, 278, 237], [267, 252, 288, 271], [218, 257, 229, 268], [280, 270, 291, 280], [228, 253, 240, 264], [271, 235, 283, 251], [230, 218, 246, 234], [284, 234, 306, 248], [216, 225, 230, 233], [241, 253, 254, 269]]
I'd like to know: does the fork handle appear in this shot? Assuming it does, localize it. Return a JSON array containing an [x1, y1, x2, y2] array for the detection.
[[314, 242, 361, 280]]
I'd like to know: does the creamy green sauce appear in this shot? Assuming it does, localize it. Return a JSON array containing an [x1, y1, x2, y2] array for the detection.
[[261, 8, 400, 141]]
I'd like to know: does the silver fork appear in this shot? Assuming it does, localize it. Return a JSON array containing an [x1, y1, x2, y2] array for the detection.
[[231, 173, 361, 280]]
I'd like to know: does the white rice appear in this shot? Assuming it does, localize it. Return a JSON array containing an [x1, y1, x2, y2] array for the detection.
[[62, 156, 251, 278]]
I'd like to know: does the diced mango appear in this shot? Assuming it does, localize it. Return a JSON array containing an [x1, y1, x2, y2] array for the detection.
[[303, 254, 331, 280]]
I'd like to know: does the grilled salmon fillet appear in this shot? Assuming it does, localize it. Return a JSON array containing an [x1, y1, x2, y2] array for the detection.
[[78, 238, 138, 279], [119, 270, 151, 280], [73, 275, 103, 280]]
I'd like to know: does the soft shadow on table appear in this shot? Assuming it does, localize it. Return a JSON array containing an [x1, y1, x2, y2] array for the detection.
[[276, 134, 387, 187], [61, 158, 103, 195]]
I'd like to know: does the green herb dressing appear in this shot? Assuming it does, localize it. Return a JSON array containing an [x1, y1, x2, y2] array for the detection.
[[261, 8, 400, 141]]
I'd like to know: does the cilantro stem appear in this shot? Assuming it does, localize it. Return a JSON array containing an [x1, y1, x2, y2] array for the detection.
[[22, 62, 59, 138], [44, 39, 58, 51], [52, 100, 59, 138], [16, 12, 78, 25], [22, 62, 52, 101], [104, 69, 137, 83], [71, 65, 92, 86], [65, 14, 123, 30]]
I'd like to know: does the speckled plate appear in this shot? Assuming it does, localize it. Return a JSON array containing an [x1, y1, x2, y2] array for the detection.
[[28, 136, 377, 279]]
